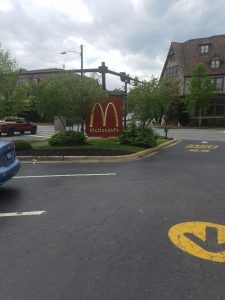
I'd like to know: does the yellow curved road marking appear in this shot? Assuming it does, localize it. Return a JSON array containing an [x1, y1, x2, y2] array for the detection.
[[168, 222, 225, 263]]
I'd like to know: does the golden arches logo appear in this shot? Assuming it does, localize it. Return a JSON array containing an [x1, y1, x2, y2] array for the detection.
[[90, 102, 119, 128]]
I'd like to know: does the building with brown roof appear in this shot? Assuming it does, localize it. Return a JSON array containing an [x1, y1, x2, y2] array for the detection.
[[18, 68, 67, 84], [161, 34, 225, 123]]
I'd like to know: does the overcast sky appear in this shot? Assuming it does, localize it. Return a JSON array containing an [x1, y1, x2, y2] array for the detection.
[[1, 0, 225, 90]]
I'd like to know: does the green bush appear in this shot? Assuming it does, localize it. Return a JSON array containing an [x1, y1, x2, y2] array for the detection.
[[119, 122, 138, 145], [48, 132, 68, 146], [133, 128, 159, 147], [48, 130, 86, 146], [14, 140, 33, 151], [64, 130, 86, 145], [119, 122, 159, 148]]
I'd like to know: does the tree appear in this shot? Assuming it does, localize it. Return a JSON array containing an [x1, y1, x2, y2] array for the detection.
[[186, 63, 214, 127], [31, 72, 106, 130], [0, 46, 19, 117], [158, 76, 181, 121], [4, 84, 30, 117], [128, 77, 160, 127], [128, 76, 180, 127]]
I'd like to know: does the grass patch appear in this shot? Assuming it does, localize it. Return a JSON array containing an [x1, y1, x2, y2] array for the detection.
[[33, 137, 168, 153], [87, 137, 146, 153], [156, 138, 169, 146], [15, 136, 171, 156]]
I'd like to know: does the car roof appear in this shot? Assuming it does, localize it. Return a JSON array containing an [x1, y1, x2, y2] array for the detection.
[[4, 117, 24, 120], [0, 141, 14, 148]]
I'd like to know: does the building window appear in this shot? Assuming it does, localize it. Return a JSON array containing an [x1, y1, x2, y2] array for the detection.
[[169, 54, 176, 62], [215, 105, 225, 115], [32, 78, 40, 84], [214, 100, 225, 116], [200, 44, 209, 53], [211, 56, 221, 69], [211, 77, 223, 93], [165, 66, 179, 77]]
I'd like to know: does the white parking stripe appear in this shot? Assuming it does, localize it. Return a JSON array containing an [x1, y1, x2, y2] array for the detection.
[[14, 173, 116, 179], [0, 211, 46, 217]]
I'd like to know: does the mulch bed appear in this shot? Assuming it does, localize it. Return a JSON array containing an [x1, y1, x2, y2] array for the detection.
[[16, 148, 132, 157]]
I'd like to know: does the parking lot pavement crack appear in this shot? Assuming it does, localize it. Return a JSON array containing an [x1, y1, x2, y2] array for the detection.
[[7, 200, 127, 241], [69, 200, 128, 236], [100, 199, 127, 226]]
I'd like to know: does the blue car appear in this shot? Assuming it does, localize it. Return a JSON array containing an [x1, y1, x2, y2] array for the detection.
[[0, 141, 20, 185]]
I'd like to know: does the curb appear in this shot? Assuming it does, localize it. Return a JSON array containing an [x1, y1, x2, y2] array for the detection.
[[18, 139, 179, 163]]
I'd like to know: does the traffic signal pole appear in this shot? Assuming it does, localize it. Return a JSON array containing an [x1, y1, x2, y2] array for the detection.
[[19, 62, 142, 129]]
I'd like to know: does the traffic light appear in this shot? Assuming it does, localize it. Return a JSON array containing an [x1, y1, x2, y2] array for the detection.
[[120, 72, 126, 82]]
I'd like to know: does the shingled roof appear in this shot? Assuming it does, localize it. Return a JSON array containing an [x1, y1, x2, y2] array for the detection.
[[162, 34, 225, 77]]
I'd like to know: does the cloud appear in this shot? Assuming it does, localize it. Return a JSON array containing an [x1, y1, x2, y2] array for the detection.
[[0, 0, 225, 89]]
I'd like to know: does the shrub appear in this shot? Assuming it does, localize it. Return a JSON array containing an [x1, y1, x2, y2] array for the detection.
[[48, 132, 68, 146], [48, 130, 86, 146], [14, 140, 33, 151], [64, 130, 86, 145], [119, 122, 159, 148], [133, 128, 159, 147], [119, 122, 138, 145]]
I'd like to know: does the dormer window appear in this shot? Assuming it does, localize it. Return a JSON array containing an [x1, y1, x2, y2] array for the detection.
[[200, 44, 209, 53], [211, 56, 221, 68]]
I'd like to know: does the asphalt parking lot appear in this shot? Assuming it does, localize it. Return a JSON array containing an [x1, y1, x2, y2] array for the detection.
[[1, 139, 225, 299]]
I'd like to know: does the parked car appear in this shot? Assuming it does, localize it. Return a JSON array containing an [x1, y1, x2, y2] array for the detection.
[[0, 141, 20, 185], [0, 117, 37, 136]]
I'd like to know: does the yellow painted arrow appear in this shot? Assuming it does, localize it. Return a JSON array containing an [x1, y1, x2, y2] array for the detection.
[[168, 222, 225, 263]]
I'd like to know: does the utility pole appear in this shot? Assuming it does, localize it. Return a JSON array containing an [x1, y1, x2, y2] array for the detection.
[[80, 45, 84, 132], [80, 45, 83, 77], [60, 45, 83, 77], [60, 45, 85, 131], [123, 75, 130, 129]]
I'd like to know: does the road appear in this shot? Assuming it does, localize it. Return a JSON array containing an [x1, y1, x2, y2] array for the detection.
[[0, 137, 225, 299], [2, 125, 225, 142], [155, 127, 225, 141], [26, 125, 225, 142]]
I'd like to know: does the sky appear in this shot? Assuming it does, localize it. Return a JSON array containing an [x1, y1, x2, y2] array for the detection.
[[0, 0, 225, 90]]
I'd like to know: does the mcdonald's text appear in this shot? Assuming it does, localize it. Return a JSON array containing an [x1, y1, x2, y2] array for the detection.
[[89, 128, 120, 133]]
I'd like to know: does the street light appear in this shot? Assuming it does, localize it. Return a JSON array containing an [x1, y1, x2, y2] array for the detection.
[[60, 45, 83, 76], [60, 45, 85, 132]]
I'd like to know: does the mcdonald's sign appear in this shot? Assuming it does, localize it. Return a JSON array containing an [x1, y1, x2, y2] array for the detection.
[[86, 96, 123, 137]]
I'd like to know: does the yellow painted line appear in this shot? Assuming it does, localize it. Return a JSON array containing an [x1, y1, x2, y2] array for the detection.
[[168, 222, 225, 263], [186, 144, 218, 150], [186, 144, 218, 153], [189, 149, 210, 153]]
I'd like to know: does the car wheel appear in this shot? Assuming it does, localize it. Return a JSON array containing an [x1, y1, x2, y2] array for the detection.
[[31, 127, 37, 135], [7, 128, 14, 136]]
